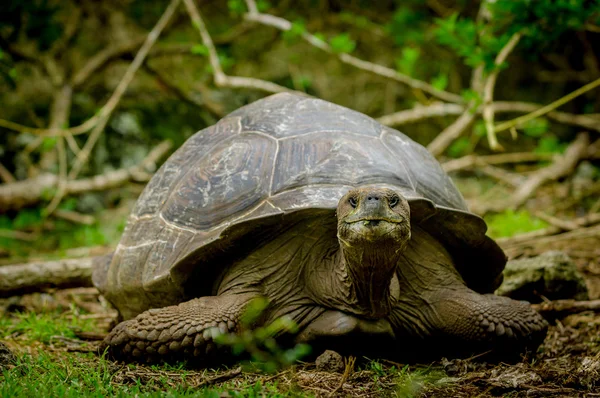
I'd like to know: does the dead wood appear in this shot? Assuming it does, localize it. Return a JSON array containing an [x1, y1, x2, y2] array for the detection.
[[532, 299, 600, 319], [478, 133, 590, 214], [0, 140, 171, 212], [0, 257, 98, 297], [498, 223, 600, 249], [442, 152, 555, 173]]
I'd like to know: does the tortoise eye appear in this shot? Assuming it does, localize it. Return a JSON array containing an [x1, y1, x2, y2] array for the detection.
[[348, 197, 358, 208], [389, 196, 400, 208]]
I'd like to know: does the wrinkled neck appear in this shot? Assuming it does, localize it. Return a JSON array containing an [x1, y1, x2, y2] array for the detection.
[[339, 244, 399, 319]]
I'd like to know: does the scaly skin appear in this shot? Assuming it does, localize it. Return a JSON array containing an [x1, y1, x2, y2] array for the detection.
[[389, 226, 547, 358], [101, 293, 259, 362]]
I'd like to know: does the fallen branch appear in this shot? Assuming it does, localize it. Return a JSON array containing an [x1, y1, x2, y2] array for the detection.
[[0, 140, 172, 212], [505, 133, 589, 209], [532, 299, 600, 319], [498, 223, 600, 249], [0, 257, 97, 297]]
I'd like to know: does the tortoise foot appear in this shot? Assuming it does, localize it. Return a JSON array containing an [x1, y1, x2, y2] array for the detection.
[[100, 293, 259, 363]]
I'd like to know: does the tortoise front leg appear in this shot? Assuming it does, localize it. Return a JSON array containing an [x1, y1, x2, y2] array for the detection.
[[389, 289, 548, 358], [102, 292, 261, 363]]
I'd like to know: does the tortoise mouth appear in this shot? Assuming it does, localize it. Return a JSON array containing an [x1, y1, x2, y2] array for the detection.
[[344, 217, 405, 225]]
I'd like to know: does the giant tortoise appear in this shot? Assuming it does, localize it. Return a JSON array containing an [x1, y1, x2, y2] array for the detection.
[[96, 93, 547, 362]]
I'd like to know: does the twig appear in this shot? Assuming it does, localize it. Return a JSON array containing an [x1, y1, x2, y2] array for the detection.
[[479, 165, 524, 187], [377, 103, 464, 125], [499, 223, 600, 249], [532, 299, 600, 319], [531, 212, 580, 231], [45, 136, 68, 215], [0, 162, 16, 183], [183, 0, 294, 95], [378, 101, 600, 132], [0, 229, 37, 242], [506, 133, 589, 209], [191, 367, 242, 388], [68, 0, 180, 180], [426, 65, 483, 157], [71, 38, 145, 87], [243, 2, 463, 104], [330, 356, 355, 396], [54, 209, 96, 225], [494, 76, 600, 133], [143, 63, 225, 117], [482, 32, 521, 150], [427, 106, 477, 157], [442, 152, 554, 173]]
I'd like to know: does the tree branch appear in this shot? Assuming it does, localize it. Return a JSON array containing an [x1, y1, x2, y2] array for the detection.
[[379, 101, 600, 131], [482, 32, 521, 150], [182, 0, 295, 95], [442, 152, 555, 173], [0, 141, 172, 212], [243, 3, 464, 104], [494, 77, 600, 133], [71, 38, 145, 87], [67, 0, 181, 180]]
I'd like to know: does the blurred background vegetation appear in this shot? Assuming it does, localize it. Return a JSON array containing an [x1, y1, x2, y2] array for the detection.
[[1, 0, 599, 261]]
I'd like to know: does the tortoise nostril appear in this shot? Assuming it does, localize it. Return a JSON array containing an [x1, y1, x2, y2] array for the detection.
[[367, 196, 379, 201]]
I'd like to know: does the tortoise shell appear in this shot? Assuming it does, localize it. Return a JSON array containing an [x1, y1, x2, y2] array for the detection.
[[94, 93, 506, 320]]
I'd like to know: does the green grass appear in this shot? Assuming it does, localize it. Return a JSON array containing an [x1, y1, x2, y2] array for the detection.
[[484, 209, 548, 238]]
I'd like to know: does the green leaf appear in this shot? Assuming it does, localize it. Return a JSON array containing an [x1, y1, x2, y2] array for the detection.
[[394, 47, 420, 76], [240, 297, 270, 327], [534, 135, 567, 154], [190, 44, 208, 56], [522, 117, 549, 137], [282, 20, 306, 43], [329, 33, 356, 54], [447, 137, 471, 158], [431, 73, 449, 91], [227, 0, 245, 15], [256, 0, 271, 12], [40, 137, 57, 152]]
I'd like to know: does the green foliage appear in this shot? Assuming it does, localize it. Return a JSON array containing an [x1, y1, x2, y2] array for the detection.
[[488, 0, 600, 50], [282, 20, 306, 43], [431, 73, 449, 91], [535, 135, 568, 154], [394, 367, 447, 398], [329, 33, 356, 54], [215, 298, 311, 373], [191, 44, 208, 56], [447, 137, 472, 158], [522, 117, 550, 138], [40, 137, 57, 152], [485, 210, 548, 238], [395, 47, 420, 76], [386, 6, 427, 46]]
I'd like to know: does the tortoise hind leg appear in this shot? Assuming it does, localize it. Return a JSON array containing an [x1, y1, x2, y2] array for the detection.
[[101, 292, 261, 363]]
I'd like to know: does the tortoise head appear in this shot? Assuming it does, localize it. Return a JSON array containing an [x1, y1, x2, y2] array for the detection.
[[336, 187, 411, 318]]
